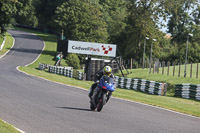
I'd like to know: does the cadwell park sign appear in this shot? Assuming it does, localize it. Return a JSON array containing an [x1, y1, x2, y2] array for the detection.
[[68, 40, 117, 57]]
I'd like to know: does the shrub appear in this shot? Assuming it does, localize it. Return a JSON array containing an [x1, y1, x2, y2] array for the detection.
[[66, 54, 81, 69]]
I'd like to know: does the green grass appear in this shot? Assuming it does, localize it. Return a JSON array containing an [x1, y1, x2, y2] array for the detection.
[[0, 35, 3, 44], [157, 63, 200, 79], [0, 120, 20, 133], [12, 27, 200, 117], [0, 32, 13, 56]]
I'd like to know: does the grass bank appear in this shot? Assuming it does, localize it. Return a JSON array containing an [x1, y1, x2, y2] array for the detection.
[[14, 27, 200, 117], [0, 120, 20, 133], [0, 35, 3, 44], [0, 32, 13, 57]]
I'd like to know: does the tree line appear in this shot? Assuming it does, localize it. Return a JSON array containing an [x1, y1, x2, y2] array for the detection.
[[1, 0, 200, 64]]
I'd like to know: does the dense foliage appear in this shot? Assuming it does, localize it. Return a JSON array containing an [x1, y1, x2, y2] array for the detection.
[[66, 53, 81, 69], [1, 0, 200, 64], [0, 0, 17, 36], [54, 0, 109, 43]]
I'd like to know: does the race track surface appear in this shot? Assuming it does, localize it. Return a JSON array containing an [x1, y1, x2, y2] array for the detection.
[[0, 30, 200, 133]]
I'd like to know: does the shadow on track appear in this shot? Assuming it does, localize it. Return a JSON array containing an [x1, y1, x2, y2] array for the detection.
[[9, 48, 42, 54], [56, 106, 92, 112], [8, 48, 56, 57]]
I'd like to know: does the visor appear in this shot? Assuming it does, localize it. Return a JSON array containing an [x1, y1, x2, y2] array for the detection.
[[104, 72, 111, 76]]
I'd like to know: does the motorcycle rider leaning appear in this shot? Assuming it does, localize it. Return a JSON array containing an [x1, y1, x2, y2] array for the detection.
[[88, 66, 115, 99]]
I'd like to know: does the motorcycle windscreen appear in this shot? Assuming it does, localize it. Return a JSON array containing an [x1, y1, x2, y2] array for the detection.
[[98, 76, 115, 92]]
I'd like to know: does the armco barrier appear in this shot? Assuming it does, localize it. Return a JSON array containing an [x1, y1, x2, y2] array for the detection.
[[39, 63, 50, 70], [39, 63, 85, 79], [48, 66, 73, 78], [115, 76, 168, 96], [175, 84, 200, 100], [76, 71, 85, 80]]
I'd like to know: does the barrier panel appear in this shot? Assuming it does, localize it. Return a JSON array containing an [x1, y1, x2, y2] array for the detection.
[[39, 63, 50, 70], [115, 76, 168, 96], [39, 63, 73, 78], [175, 84, 200, 100], [76, 71, 85, 80]]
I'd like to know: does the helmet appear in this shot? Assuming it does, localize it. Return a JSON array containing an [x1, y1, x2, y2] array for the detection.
[[103, 66, 112, 76]]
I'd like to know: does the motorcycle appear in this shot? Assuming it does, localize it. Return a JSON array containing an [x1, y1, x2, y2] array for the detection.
[[90, 75, 115, 112]]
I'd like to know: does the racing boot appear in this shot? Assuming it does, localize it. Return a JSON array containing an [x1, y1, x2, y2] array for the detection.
[[88, 88, 93, 101]]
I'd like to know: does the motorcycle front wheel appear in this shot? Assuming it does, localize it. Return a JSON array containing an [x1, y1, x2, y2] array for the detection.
[[97, 93, 106, 112]]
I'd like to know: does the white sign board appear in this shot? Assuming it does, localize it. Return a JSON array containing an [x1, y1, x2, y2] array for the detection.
[[68, 40, 117, 57]]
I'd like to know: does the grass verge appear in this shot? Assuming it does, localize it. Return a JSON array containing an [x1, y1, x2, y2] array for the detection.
[[0, 32, 13, 57], [0, 35, 3, 44], [0, 120, 20, 133], [13, 27, 200, 117]]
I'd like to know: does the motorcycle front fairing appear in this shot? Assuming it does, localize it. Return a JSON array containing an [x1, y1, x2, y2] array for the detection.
[[98, 76, 115, 92]]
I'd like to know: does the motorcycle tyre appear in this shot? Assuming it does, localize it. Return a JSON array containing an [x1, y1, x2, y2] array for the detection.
[[97, 94, 106, 112]]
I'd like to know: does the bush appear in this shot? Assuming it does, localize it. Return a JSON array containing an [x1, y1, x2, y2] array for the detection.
[[66, 54, 81, 69]]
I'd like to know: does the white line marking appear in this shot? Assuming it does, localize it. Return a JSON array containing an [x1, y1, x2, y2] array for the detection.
[[2, 113, 26, 133]]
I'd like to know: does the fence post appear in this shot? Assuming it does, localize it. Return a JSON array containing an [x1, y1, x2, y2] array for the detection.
[[178, 63, 181, 77], [173, 62, 175, 76], [157, 61, 160, 74], [190, 63, 192, 78], [146, 58, 149, 69], [130, 58, 132, 70], [120, 57, 122, 68], [162, 61, 164, 75], [197, 63, 199, 79], [167, 61, 170, 76]]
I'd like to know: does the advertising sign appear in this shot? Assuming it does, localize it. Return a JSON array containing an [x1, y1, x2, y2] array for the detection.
[[68, 40, 117, 57]]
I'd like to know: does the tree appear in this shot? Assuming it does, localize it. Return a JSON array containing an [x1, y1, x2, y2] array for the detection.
[[54, 0, 109, 43], [14, 0, 38, 27], [117, 0, 166, 60], [99, 0, 127, 43], [165, 0, 198, 43], [0, 0, 17, 35], [164, 0, 200, 63], [33, 0, 66, 30]]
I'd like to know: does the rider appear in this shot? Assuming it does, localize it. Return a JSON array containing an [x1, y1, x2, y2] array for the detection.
[[88, 65, 115, 99]]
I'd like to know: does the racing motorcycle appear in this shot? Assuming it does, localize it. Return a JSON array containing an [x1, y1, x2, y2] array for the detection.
[[90, 75, 115, 112]]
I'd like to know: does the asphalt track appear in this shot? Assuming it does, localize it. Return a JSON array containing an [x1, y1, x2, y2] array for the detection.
[[0, 30, 200, 133]]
